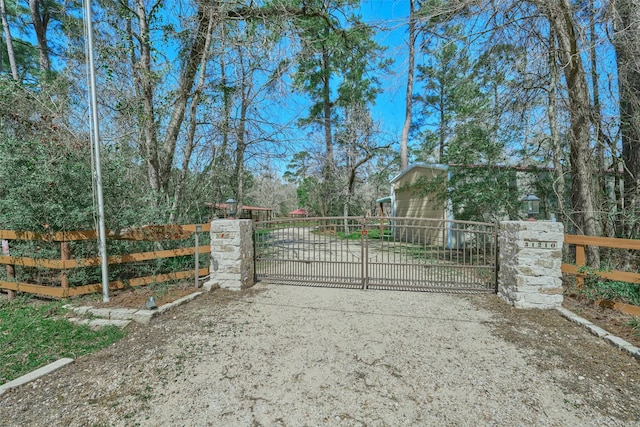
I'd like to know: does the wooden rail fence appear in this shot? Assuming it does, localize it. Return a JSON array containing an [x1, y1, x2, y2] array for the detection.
[[562, 234, 640, 317], [0, 223, 210, 299]]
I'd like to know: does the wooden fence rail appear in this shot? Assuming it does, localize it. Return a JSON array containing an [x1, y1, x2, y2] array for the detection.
[[0, 223, 211, 299], [562, 234, 640, 317]]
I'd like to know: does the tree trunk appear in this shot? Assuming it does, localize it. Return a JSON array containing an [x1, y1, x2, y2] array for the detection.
[[133, 0, 161, 194], [547, 32, 566, 228], [159, 2, 212, 193], [169, 6, 214, 223], [588, 0, 612, 237], [234, 53, 253, 219], [211, 21, 231, 209], [613, 0, 640, 238], [541, 0, 600, 266], [29, 0, 50, 73], [400, 0, 416, 170], [1, 0, 18, 80]]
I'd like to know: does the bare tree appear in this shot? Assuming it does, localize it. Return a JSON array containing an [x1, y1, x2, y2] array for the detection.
[[547, 31, 567, 227], [123, 0, 215, 200], [169, 5, 215, 223], [537, 0, 600, 265], [336, 105, 390, 231], [400, 0, 417, 170], [613, 0, 640, 237]]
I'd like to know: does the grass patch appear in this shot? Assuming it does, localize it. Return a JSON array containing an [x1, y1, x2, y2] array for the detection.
[[0, 295, 126, 385], [627, 317, 640, 336], [336, 228, 392, 240], [336, 230, 362, 240]]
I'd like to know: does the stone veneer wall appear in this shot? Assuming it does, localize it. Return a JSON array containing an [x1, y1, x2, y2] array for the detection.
[[203, 219, 254, 291], [498, 221, 564, 309]]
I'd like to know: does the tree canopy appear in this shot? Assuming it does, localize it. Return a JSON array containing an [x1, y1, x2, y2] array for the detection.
[[0, 0, 637, 267]]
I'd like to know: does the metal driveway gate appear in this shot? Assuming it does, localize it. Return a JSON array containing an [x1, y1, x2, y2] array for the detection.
[[254, 217, 497, 293]]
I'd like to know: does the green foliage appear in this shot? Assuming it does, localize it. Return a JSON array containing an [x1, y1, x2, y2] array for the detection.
[[447, 166, 520, 222], [627, 317, 640, 336], [416, 25, 484, 162], [296, 176, 317, 211], [0, 296, 125, 384], [0, 137, 94, 231], [0, 38, 39, 79], [579, 274, 640, 306], [0, 136, 178, 232], [336, 228, 391, 240], [336, 230, 361, 240], [291, 0, 386, 146]]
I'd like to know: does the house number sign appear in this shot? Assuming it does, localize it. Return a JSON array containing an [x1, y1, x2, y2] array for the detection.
[[523, 239, 557, 249]]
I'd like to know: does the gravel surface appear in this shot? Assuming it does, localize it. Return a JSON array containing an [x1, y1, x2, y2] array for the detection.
[[1, 283, 639, 426]]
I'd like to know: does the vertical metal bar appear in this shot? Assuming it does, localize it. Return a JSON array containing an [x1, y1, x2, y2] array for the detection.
[[85, 0, 110, 302], [364, 218, 369, 290]]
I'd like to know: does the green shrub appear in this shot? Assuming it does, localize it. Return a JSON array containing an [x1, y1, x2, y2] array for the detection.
[[579, 273, 640, 306]]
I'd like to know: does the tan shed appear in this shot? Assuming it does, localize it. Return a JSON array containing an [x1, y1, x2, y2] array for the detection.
[[390, 164, 450, 221], [378, 164, 455, 247]]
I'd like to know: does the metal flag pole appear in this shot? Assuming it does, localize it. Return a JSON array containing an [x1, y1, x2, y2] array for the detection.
[[84, 0, 109, 302]]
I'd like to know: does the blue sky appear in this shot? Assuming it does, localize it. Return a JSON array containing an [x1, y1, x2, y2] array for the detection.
[[360, 0, 411, 137]]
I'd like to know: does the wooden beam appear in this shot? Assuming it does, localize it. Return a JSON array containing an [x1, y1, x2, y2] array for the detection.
[[0, 245, 210, 269], [0, 268, 209, 298], [62, 268, 210, 297], [597, 300, 640, 317], [564, 234, 640, 250], [0, 280, 65, 297], [0, 224, 210, 242], [0, 229, 99, 241], [0, 230, 59, 241], [182, 223, 211, 232], [106, 225, 192, 241], [562, 263, 640, 284], [0, 255, 64, 268]]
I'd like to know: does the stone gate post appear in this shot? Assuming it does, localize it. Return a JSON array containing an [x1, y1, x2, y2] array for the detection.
[[203, 219, 254, 291], [498, 221, 564, 309]]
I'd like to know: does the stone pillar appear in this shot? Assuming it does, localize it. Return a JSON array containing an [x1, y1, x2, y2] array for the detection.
[[498, 221, 564, 309], [203, 219, 254, 291]]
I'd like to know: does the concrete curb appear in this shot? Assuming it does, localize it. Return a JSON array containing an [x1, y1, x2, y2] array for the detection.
[[65, 291, 204, 326], [556, 307, 640, 360], [0, 358, 74, 397]]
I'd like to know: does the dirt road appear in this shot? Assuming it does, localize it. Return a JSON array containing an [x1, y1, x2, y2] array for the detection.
[[1, 284, 639, 426]]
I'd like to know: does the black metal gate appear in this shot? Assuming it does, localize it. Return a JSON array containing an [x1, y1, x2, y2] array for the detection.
[[254, 217, 497, 293]]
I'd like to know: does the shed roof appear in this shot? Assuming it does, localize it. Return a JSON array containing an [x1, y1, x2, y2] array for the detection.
[[390, 163, 448, 184], [289, 208, 309, 215]]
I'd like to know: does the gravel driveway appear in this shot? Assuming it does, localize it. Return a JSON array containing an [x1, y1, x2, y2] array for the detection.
[[1, 283, 639, 426]]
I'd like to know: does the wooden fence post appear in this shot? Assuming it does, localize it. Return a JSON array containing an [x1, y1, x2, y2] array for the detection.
[[575, 243, 585, 288], [2, 239, 15, 300], [5, 264, 15, 301], [194, 225, 201, 288], [61, 241, 70, 292]]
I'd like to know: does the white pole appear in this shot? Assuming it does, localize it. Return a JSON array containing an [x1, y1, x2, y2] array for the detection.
[[84, 0, 109, 302]]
